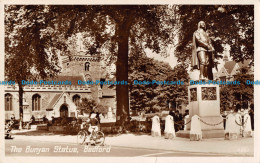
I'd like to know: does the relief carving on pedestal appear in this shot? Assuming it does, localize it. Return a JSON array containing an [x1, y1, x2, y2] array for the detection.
[[190, 88, 197, 102], [201, 87, 216, 100]]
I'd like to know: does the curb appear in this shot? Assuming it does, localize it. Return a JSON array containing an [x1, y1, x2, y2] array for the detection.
[[106, 144, 253, 157]]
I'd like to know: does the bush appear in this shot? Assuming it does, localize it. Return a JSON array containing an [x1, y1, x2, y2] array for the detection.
[[53, 117, 62, 126], [64, 123, 80, 135], [124, 120, 152, 133], [96, 104, 109, 114]]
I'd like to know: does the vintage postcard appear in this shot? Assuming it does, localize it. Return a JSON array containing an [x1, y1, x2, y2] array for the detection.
[[0, 0, 259, 163]]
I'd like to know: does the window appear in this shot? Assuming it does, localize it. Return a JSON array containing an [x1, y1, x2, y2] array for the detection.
[[85, 62, 90, 71], [190, 88, 197, 102], [72, 94, 80, 106], [32, 94, 41, 111], [100, 78, 105, 89], [220, 77, 226, 82], [5, 93, 12, 111]]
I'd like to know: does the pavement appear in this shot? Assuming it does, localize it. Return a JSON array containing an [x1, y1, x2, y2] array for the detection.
[[7, 129, 254, 156], [6, 139, 234, 157]]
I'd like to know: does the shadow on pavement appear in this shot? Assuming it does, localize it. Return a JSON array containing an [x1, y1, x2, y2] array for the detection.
[[13, 130, 76, 136], [13, 129, 152, 137]]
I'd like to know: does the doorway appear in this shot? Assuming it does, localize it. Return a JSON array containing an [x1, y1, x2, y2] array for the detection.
[[60, 104, 68, 118]]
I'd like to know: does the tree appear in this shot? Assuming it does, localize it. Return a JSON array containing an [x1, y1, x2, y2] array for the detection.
[[162, 64, 189, 109], [129, 54, 173, 112], [77, 98, 97, 114], [5, 5, 179, 126], [5, 6, 61, 126], [128, 47, 189, 113], [176, 5, 254, 67], [232, 67, 254, 107], [77, 98, 108, 114], [220, 66, 253, 110]]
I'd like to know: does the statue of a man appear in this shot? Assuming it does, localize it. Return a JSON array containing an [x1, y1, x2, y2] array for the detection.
[[192, 21, 215, 80]]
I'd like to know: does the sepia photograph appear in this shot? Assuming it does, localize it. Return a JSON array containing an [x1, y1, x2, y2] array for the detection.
[[1, 2, 258, 162]]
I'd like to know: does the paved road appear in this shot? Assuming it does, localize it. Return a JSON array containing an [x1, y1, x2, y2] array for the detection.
[[5, 139, 240, 157]]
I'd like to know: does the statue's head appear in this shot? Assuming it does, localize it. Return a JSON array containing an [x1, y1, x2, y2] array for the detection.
[[198, 21, 206, 30]]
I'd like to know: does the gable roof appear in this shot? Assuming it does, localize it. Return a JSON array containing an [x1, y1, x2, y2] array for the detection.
[[213, 72, 219, 80], [224, 61, 236, 74], [219, 59, 252, 77], [46, 93, 63, 110], [218, 67, 229, 78], [237, 59, 250, 68]]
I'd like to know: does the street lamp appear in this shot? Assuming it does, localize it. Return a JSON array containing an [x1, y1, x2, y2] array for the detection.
[[240, 109, 245, 137], [19, 99, 29, 130]]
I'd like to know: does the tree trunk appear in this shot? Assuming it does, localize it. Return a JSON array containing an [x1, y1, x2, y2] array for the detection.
[[18, 82, 23, 129], [115, 23, 130, 126]]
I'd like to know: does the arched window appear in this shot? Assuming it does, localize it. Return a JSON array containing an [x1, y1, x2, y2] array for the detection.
[[5, 93, 13, 111], [32, 94, 41, 111], [85, 62, 90, 71], [72, 94, 80, 106]]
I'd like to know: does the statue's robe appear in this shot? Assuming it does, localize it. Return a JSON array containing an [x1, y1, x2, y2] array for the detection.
[[191, 30, 214, 80]]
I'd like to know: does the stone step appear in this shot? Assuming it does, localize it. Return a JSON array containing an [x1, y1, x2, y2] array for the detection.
[[176, 129, 225, 139]]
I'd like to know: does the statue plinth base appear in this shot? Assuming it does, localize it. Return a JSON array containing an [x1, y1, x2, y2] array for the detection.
[[176, 83, 224, 138], [176, 129, 225, 139]]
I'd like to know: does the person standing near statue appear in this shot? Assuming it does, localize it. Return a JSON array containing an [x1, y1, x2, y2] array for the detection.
[[192, 21, 215, 80]]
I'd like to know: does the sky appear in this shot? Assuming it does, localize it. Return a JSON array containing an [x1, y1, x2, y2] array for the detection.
[[145, 44, 231, 80], [145, 46, 177, 69]]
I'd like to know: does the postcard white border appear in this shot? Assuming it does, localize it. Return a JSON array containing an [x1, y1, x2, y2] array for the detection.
[[0, 1, 259, 163]]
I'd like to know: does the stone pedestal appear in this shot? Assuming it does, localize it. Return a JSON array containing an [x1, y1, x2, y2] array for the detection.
[[176, 84, 225, 138], [107, 111, 113, 119], [107, 107, 113, 119]]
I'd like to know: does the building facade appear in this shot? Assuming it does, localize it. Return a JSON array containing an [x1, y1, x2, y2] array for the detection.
[[4, 52, 116, 121], [214, 53, 253, 81]]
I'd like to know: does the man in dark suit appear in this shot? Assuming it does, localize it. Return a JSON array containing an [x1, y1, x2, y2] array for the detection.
[[169, 109, 175, 119], [174, 110, 183, 132], [249, 104, 254, 131]]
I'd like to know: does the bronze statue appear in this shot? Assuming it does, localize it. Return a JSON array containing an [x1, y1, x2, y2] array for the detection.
[[192, 21, 215, 80]]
